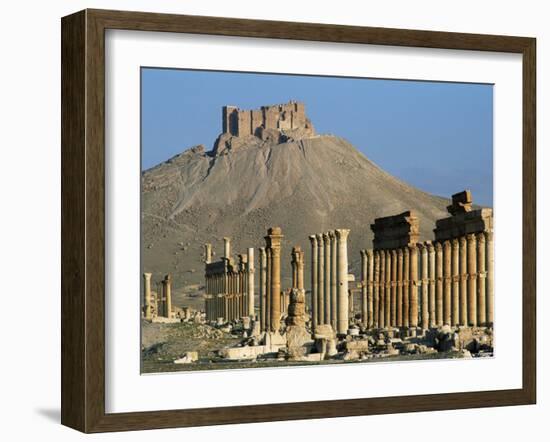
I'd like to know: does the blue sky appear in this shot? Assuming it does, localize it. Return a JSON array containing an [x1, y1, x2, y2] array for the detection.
[[141, 68, 493, 206]]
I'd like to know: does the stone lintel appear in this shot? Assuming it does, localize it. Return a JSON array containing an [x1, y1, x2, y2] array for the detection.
[[370, 210, 420, 250], [434, 207, 493, 241]]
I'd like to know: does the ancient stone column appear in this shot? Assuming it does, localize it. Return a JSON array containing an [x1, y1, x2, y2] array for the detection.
[[204, 243, 212, 264], [360, 250, 368, 326], [259, 247, 266, 331], [294, 246, 305, 290], [385, 249, 391, 327], [265, 247, 272, 331], [247, 248, 255, 317], [349, 289, 354, 315], [143, 272, 152, 320], [335, 229, 350, 334], [420, 244, 429, 330], [427, 242, 436, 328], [459, 236, 468, 326], [366, 249, 374, 329], [223, 237, 231, 259], [467, 233, 478, 326], [451, 239, 460, 326], [486, 230, 494, 326], [330, 231, 338, 331], [435, 242, 443, 326], [309, 235, 318, 331], [291, 248, 298, 289], [409, 245, 419, 328], [323, 233, 332, 326], [316, 233, 325, 325], [476, 232, 486, 326], [443, 240, 452, 325], [397, 248, 404, 327], [373, 250, 380, 328], [391, 250, 397, 327], [267, 227, 283, 333], [379, 250, 386, 329], [402, 247, 410, 328], [156, 281, 164, 316], [162, 274, 172, 318]]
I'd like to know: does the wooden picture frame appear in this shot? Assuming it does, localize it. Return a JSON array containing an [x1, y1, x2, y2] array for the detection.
[[61, 8, 536, 433]]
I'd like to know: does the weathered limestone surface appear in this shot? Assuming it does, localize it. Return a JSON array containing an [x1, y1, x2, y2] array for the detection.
[[323, 233, 332, 326], [486, 231, 494, 326], [143, 272, 152, 320], [266, 227, 283, 333], [370, 211, 420, 250], [162, 274, 172, 318], [467, 233, 477, 326], [330, 231, 338, 330], [361, 250, 368, 325], [247, 248, 255, 317], [420, 244, 429, 330], [476, 232, 486, 325], [367, 249, 374, 329], [309, 235, 318, 331], [336, 229, 350, 334], [443, 240, 452, 325], [259, 247, 267, 331], [316, 233, 325, 326], [222, 101, 315, 139]]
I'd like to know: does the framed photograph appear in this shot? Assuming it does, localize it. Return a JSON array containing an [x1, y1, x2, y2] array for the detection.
[[61, 9, 536, 433]]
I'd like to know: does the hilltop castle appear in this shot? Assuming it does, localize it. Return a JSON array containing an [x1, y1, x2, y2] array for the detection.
[[213, 101, 316, 156], [222, 101, 313, 137]]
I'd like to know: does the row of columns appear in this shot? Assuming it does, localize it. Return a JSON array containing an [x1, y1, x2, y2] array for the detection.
[[359, 230, 494, 329], [205, 293, 248, 322], [309, 229, 350, 334], [142, 273, 172, 319], [204, 238, 255, 323]]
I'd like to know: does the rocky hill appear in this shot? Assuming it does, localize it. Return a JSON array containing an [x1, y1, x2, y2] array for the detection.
[[141, 129, 449, 293]]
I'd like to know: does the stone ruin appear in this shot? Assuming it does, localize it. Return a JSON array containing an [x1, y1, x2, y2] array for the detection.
[[142, 190, 494, 365], [213, 101, 316, 155]]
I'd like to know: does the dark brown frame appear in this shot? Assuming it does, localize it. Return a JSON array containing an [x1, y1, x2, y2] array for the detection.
[[61, 8, 536, 433]]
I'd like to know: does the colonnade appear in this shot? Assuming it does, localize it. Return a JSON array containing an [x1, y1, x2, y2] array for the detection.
[[360, 231, 494, 329], [309, 229, 350, 334], [204, 238, 255, 323]]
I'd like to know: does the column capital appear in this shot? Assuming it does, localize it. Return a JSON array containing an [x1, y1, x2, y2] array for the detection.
[[334, 228, 350, 241], [366, 249, 374, 258], [328, 230, 336, 240], [451, 238, 459, 248], [476, 231, 486, 244], [360, 249, 366, 257], [484, 229, 494, 241], [322, 232, 330, 244], [143, 272, 152, 280], [309, 234, 318, 246], [434, 241, 443, 252]]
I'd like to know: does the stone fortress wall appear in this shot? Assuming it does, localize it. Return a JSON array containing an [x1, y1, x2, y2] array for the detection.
[[222, 101, 310, 137]]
